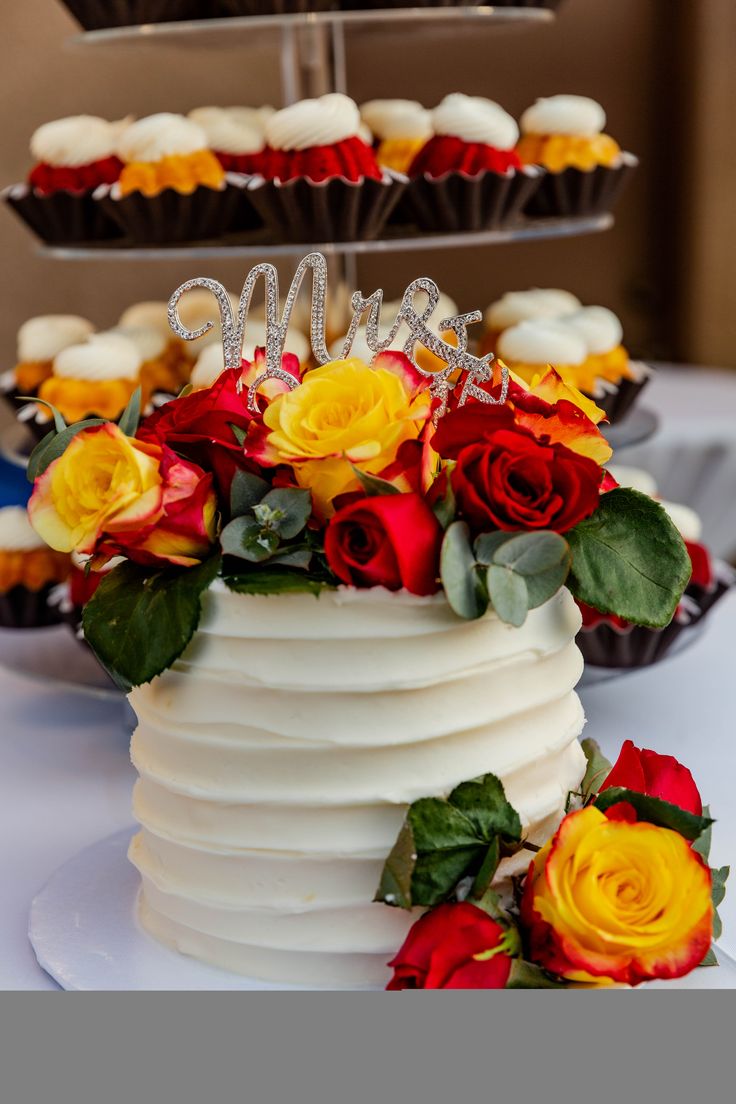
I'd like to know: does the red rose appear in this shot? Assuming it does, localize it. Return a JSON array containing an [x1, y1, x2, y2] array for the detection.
[[451, 429, 601, 534], [138, 367, 253, 500], [387, 903, 514, 990], [324, 493, 442, 596], [601, 740, 702, 817]]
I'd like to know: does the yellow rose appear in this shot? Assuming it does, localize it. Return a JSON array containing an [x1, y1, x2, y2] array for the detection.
[[29, 423, 164, 555], [521, 806, 712, 986], [252, 357, 431, 517]]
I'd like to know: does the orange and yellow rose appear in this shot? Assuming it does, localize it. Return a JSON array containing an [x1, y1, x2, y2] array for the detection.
[[520, 806, 712, 986], [28, 423, 217, 568], [245, 353, 432, 517]]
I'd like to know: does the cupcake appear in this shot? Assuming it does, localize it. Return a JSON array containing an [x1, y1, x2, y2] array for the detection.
[[109, 325, 173, 400], [360, 99, 433, 175], [2, 315, 94, 406], [516, 94, 638, 217], [579, 469, 733, 669], [0, 505, 70, 629], [405, 94, 541, 233], [119, 300, 188, 392], [35, 332, 142, 430], [188, 106, 272, 175], [60, 2, 200, 31], [97, 113, 242, 244], [3, 115, 123, 244], [246, 94, 406, 242], [480, 288, 581, 354]]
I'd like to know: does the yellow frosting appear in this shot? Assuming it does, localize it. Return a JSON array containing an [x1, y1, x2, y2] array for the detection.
[[0, 548, 70, 593], [516, 133, 621, 173], [38, 377, 139, 423], [376, 137, 427, 175], [505, 345, 633, 395], [118, 151, 226, 198], [14, 360, 54, 394]]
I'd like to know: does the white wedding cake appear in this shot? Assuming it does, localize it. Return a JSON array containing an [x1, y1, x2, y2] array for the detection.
[[128, 582, 586, 988]]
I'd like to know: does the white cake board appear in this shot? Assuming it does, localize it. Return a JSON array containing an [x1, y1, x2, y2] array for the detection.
[[30, 829, 736, 991]]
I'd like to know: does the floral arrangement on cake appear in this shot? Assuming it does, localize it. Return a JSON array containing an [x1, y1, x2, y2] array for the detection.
[[24, 256, 691, 690], [376, 739, 728, 989]]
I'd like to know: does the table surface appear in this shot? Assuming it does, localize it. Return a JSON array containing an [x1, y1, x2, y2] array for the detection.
[[1, 589, 735, 990]]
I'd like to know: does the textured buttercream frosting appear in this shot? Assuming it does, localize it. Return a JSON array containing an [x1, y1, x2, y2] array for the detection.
[[497, 318, 588, 366], [30, 115, 120, 167], [432, 94, 518, 150], [129, 584, 586, 987], [521, 95, 606, 137], [53, 333, 141, 381], [266, 94, 361, 152], [117, 114, 208, 163], [187, 107, 264, 155], [109, 325, 167, 362], [119, 301, 171, 340], [360, 99, 432, 141], [485, 289, 582, 332], [17, 315, 94, 362]]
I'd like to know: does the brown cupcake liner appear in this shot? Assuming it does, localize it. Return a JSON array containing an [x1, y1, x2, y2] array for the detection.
[[687, 562, 735, 620], [96, 180, 244, 244], [404, 166, 542, 234], [0, 584, 64, 630], [588, 364, 652, 424], [60, 1, 199, 29], [3, 184, 122, 245], [246, 172, 407, 243], [524, 154, 638, 219]]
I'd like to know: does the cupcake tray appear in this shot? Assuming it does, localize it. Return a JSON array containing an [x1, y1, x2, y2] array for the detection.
[[30, 826, 736, 990]]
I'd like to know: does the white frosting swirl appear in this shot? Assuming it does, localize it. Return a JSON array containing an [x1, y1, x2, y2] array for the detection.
[[30, 115, 120, 168], [0, 506, 46, 551], [129, 584, 585, 987], [118, 301, 171, 340], [53, 333, 142, 382], [117, 114, 208, 164], [432, 94, 518, 150], [266, 94, 361, 152], [521, 95, 606, 137], [17, 315, 94, 363], [563, 306, 623, 355], [497, 319, 588, 366], [485, 288, 582, 331], [186, 107, 264, 156], [360, 99, 432, 141], [109, 325, 167, 362]]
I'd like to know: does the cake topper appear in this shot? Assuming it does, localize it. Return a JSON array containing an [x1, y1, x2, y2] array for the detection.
[[167, 252, 509, 420]]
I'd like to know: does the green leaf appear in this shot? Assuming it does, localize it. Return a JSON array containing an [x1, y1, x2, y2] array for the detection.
[[693, 805, 712, 862], [700, 947, 719, 967], [26, 418, 106, 482], [580, 738, 613, 801], [505, 960, 567, 989], [594, 787, 714, 842], [270, 547, 312, 570], [82, 555, 221, 689], [487, 564, 528, 627], [19, 396, 66, 433], [474, 531, 512, 565], [440, 521, 487, 620], [230, 470, 270, 518], [374, 820, 415, 909], [229, 422, 246, 446], [224, 570, 332, 597], [375, 772, 522, 909], [117, 386, 142, 437], [432, 477, 456, 531], [256, 487, 311, 539], [350, 465, 401, 497], [221, 516, 280, 562], [567, 488, 692, 628], [492, 531, 571, 610], [711, 866, 729, 942]]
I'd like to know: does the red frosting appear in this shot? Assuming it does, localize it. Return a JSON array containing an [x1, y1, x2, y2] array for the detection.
[[28, 157, 123, 196], [408, 135, 522, 179], [257, 137, 382, 183], [214, 150, 268, 176]]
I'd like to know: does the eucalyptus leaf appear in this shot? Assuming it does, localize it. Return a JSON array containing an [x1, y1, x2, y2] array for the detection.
[[270, 547, 312, 569], [711, 866, 729, 942], [440, 521, 487, 620], [432, 478, 456, 531], [474, 531, 512, 565], [700, 947, 719, 968], [594, 787, 714, 842], [82, 555, 221, 689], [487, 564, 528, 627], [230, 470, 270, 518], [117, 386, 142, 437], [492, 531, 570, 575], [221, 516, 279, 562], [580, 738, 613, 801], [692, 805, 712, 862], [26, 418, 106, 482], [257, 487, 312, 539], [567, 489, 692, 628], [351, 466, 401, 497]]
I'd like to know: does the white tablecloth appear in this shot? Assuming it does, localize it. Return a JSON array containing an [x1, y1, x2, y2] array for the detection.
[[1, 592, 735, 990]]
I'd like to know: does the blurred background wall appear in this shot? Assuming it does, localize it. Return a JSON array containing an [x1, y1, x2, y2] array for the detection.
[[0, 0, 733, 369]]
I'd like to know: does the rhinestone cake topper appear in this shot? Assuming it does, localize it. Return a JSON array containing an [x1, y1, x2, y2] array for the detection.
[[168, 252, 509, 419]]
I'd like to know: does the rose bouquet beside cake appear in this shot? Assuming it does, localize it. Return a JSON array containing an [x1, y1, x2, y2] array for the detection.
[[21, 255, 723, 988]]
